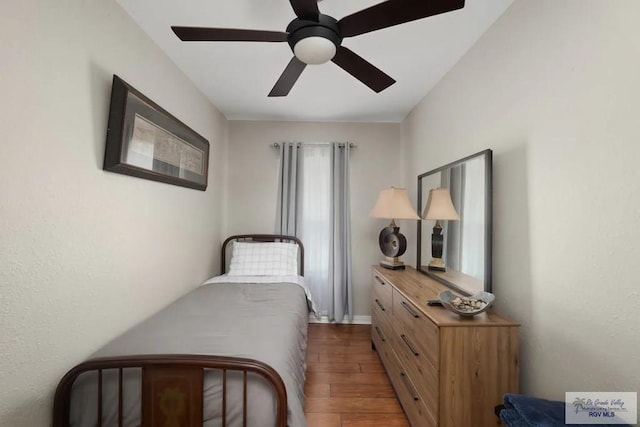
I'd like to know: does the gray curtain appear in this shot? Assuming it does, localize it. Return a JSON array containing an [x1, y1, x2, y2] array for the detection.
[[275, 143, 300, 236], [329, 142, 353, 322]]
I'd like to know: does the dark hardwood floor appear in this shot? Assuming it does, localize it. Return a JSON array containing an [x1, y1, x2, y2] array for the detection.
[[304, 324, 409, 427]]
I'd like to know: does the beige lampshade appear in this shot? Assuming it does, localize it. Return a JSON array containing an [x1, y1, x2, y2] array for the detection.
[[423, 188, 460, 220], [369, 187, 420, 220]]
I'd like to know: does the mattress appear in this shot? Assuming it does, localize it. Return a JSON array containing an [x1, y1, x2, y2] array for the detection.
[[69, 279, 310, 427]]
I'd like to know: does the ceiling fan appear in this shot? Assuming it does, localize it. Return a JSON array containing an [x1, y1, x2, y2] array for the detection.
[[172, 0, 465, 97]]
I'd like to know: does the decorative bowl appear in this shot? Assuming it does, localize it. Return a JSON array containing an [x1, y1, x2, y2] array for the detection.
[[438, 290, 495, 318]]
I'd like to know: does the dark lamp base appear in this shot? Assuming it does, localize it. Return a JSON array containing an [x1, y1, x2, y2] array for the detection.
[[377, 224, 408, 270]]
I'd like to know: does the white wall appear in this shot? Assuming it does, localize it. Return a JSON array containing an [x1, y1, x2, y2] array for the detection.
[[227, 121, 403, 317], [0, 1, 228, 425], [402, 0, 640, 398]]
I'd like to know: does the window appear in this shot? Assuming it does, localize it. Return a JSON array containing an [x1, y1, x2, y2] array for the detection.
[[275, 142, 353, 321], [299, 144, 331, 316]]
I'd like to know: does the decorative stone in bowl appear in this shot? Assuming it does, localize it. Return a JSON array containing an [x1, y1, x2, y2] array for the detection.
[[438, 290, 495, 318]]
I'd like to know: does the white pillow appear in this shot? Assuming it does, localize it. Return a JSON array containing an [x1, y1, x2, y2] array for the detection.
[[227, 241, 299, 276]]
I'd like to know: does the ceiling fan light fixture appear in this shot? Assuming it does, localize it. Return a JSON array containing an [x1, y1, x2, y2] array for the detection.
[[287, 15, 342, 65], [294, 36, 336, 64], [172, 1, 466, 96]]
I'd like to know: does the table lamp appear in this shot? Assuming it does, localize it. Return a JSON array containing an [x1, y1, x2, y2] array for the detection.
[[369, 187, 420, 270], [422, 188, 460, 272]]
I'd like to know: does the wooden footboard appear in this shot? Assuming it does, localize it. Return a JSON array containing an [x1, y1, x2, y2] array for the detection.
[[52, 354, 287, 427]]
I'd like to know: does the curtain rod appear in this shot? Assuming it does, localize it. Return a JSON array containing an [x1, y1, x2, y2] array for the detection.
[[270, 142, 357, 148]]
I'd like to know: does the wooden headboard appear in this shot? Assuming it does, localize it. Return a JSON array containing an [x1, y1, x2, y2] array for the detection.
[[220, 234, 305, 276]]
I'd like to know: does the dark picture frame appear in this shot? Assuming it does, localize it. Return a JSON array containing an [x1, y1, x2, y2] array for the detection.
[[103, 75, 209, 191]]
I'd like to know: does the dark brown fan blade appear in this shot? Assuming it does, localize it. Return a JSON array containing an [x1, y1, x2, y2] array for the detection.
[[338, 0, 465, 38], [268, 57, 307, 97], [172, 26, 288, 42], [331, 46, 395, 93], [289, 0, 320, 21]]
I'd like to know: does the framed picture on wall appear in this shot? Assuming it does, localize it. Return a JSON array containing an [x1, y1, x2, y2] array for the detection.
[[103, 75, 209, 191]]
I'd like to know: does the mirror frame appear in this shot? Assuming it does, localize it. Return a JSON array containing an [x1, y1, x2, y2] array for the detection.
[[416, 149, 493, 296]]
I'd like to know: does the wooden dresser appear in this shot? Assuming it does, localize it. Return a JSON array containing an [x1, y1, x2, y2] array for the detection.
[[371, 266, 519, 427]]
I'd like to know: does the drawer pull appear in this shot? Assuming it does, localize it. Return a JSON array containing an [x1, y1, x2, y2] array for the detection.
[[375, 276, 386, 285], [374, 299, 386, 311], [400, 372, 420, 402], [401, 301, 420, 318], [375, 326, 386, 342], [400, 334, 420, 356]]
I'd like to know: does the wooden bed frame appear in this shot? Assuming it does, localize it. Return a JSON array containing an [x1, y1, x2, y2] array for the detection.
[[52, 234, 304, 427]]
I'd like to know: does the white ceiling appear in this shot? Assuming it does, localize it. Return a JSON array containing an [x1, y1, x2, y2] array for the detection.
[[116, 0, 513, 122]]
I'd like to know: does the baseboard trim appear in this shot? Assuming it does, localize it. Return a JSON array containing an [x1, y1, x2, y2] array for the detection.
[[309, 315, 371, 325]]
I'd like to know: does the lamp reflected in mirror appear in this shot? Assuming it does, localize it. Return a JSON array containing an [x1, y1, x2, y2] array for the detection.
[[423, 188, 460, 272], [369, 187, 420, 270]]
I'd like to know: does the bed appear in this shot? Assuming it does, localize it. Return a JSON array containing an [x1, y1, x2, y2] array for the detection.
[[53, 234, 312, 427]]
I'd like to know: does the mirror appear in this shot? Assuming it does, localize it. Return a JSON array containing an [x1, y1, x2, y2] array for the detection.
[[417, 149, 492, 296]]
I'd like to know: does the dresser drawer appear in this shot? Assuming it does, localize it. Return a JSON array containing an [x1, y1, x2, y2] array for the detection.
[[372, 271, 393, 318], [371, 312, 395, 373], [393, 290, 439, 366], [392, 318, 439, 422], [371, 309, 392, 350], [372, 297, 393, 339], [385, 347, 436, 427], [372, 287, 391, 323]]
